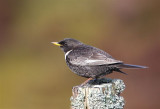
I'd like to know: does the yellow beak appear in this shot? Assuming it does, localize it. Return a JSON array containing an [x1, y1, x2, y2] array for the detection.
[[51, 42, 61, 46]]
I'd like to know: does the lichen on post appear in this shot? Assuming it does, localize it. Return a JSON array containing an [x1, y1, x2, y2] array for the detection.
[[70, 78, 125, 109]]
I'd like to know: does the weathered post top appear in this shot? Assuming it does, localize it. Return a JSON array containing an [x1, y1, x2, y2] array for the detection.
[[70, 78, 125, 109]]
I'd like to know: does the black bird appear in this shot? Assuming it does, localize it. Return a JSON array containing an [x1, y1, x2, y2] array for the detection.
[[52, 38, 146, 83]]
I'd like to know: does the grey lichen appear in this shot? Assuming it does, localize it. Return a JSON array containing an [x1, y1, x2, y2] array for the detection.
[[70, 78, 125, 109], [70, 87, 86, 108]]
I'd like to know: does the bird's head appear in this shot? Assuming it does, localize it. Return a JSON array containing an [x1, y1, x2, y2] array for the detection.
[[51, 38, 83, 53]]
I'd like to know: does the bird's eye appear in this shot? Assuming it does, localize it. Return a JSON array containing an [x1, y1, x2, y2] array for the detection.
[[59, 41, 64, 45], [59, 41, 68, 46], [64, 43, 67, 46]]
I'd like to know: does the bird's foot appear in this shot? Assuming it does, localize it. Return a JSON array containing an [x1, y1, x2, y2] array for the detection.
[[88, 78, 113, 85], [80, 78, 113, 87]]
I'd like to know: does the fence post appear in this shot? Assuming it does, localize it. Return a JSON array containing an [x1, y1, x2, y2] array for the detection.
[[70, 78, 125, 109]]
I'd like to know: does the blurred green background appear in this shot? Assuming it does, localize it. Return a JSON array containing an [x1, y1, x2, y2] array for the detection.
[[0, 0, 160, 109]]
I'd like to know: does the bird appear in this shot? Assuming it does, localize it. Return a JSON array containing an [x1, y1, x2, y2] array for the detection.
[[51, 38, 147, 84]]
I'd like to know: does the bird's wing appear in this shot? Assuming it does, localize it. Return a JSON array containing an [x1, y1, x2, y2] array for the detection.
[[68, 48, 123, 66]]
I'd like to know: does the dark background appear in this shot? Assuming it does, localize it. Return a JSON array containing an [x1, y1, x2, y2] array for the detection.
[[0, 0, 160, 109]]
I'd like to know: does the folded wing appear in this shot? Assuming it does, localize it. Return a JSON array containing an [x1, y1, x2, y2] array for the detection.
[[68, 49, 123, 66]]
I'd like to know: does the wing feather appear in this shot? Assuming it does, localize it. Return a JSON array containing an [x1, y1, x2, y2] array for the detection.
[[68, 47, 123, 66]]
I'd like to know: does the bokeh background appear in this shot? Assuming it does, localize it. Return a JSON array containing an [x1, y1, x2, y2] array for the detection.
[[0, 0, 160, 109]]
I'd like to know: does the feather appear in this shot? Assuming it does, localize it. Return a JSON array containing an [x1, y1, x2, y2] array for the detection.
[[116, 64, 147, 69]]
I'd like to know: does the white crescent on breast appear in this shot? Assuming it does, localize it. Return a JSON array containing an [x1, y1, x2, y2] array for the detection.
[[65, 50, 72, 60]]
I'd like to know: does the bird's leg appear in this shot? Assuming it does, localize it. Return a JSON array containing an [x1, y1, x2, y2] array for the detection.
[[80, 78, 93, 86]]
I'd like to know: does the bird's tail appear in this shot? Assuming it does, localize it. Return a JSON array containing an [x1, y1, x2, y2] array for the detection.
[[117, 64, 147, 69], [113, 64, 147, 75]]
